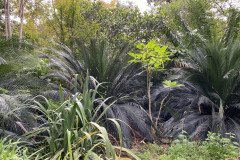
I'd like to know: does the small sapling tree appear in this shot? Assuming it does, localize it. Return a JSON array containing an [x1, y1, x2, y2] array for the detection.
[[128, 40, 172, 121]]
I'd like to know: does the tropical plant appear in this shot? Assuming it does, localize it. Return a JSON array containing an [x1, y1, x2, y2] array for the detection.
[[156, 1, 240, 49], [25, 75, 140, 159], [150, 8, 240, 141], [40, 39, 144, 99], [98, 100, 154, 148], [151, 40, 240, 143]]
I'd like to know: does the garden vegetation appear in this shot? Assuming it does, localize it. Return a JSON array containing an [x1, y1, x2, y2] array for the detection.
[[0, 0, 240, 159]]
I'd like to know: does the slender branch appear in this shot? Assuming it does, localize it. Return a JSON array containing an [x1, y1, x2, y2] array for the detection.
[[155, 91, 169, 126]]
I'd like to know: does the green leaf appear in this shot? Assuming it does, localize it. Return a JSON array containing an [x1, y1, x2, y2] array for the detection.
[[154, 45, 161, 52], [128, 52, 137, 58], [136, 44, 145, 49], [67, 130, 73, 160], [159, 46, 168, 53], [163, 80, 184, 88], [135, 54, 143, 58], [146, 40, 156, 48], [59, 84, 64, 104]]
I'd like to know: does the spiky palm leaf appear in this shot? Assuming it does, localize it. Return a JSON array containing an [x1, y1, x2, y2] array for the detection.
[[98, 101, 153, 148], [0, 94, 41, 140], [152, 41, 240, 142], [76, 39, 132, 82], [221, 10, 240, 46], [76, 39, 146, 99], [160, 6, 240, 49]]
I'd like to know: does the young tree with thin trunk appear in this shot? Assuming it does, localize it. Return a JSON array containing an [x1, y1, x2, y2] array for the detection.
[[128, 40, 172, 121]]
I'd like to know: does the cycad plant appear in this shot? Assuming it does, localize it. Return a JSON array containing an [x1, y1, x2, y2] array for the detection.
[[40, 39, 145, 99], [153, 41, 240, 142], [76, 39, 132, 83], [151, 9, 240, 141]]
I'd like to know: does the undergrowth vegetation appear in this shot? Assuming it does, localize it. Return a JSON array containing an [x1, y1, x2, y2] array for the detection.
[[0, 0, 240, 159], [136, 132, 240, 160], [24, 75, 139, 159], [0, 137, 31, 160]]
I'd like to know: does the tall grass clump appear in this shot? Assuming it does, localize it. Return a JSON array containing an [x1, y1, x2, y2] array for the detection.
[[25, 75, 139, 159]]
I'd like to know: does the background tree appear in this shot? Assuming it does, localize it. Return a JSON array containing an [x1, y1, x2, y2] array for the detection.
[[0, 1, 4, 34], [19, 0, 24, 42], [147, 0, 171, 4], [154, 0, 240, 49], [4, 0, 12, 39]]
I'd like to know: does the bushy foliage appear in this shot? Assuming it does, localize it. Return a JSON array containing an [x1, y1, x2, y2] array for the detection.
[[160, 132, 240, 160], [0, 37, 48, 96], [156, 0, 240, 48], [25, 78, 114, 159]]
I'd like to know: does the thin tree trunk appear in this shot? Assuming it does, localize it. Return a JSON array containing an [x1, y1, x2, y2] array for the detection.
[[70, 0, 75, 51], [7, 0, 12, 39], [147, 70, 152, 121], [19, 0, 24, 42], [4, 0, 8, 40]]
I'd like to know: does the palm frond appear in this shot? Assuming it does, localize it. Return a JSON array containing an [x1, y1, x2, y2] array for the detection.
[[105, 63, 145, 99], [41, 39, 144, 100], [221, 9, 240, 46], [0, 94, 40, 138], [99, 101, 153, 148]]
